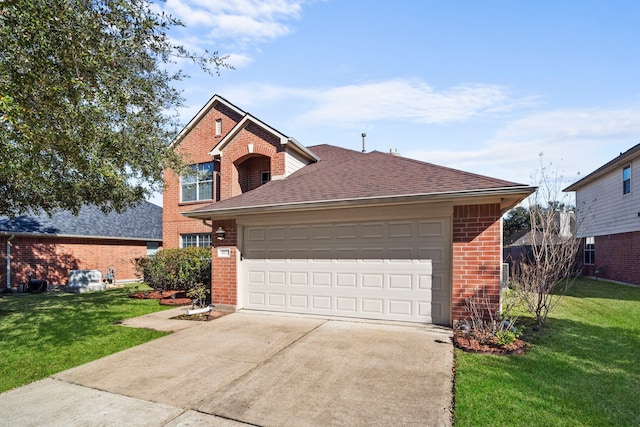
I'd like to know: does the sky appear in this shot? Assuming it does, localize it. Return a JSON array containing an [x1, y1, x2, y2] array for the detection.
[[149, 0, 640, 206]]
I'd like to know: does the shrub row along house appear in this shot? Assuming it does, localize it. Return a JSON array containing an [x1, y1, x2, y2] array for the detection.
[[164, 95, 535, 325], [0, 202, 162, 290]]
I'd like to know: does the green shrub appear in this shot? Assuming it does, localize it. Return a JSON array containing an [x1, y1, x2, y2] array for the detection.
[[135, 247, 211, 292]]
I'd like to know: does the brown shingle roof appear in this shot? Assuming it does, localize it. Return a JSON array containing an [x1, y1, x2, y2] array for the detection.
[[186, 144, 533, 217]]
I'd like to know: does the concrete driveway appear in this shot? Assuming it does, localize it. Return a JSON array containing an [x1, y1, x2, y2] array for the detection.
[[0, 311, 454, 427]]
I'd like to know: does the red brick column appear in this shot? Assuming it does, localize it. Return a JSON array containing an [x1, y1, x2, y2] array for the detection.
[[452, 203, 502, 323], [210, 219, 238, 306]]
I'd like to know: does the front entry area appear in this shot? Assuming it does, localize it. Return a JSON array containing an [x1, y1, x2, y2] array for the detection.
[[241, 218, 451, 324]]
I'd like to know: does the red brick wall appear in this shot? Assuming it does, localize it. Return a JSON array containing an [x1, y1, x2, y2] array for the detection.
[[452, 203, 503, 323], [163, 102, 242, 249], [0, 235, 150, 287], [220, 123, 285, 200], [237, 155, 271, 193], [583, 232, 640, 285], [210, 219, 238, 305]]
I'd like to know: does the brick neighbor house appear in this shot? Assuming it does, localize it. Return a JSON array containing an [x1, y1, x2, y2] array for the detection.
[[164, 94, 535, 325], [564, 143, 640, 285], [0, 202, 162, 290]]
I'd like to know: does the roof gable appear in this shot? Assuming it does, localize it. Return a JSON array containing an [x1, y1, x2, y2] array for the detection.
[[171, 94, 246, 148], [209, 114, 319, 162]]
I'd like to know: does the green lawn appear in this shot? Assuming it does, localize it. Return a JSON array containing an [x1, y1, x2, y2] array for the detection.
[[0, 285, 171, 393], [454, 278, 640, 426]]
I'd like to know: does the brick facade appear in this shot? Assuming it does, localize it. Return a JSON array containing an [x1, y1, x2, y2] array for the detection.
[[163, 102, 243, 249], [210, 219, 238, 305], [219, 123, 285, 200], [451, 203, 503, 323], [166, 96, 517, 324], [581, 231, 640, 285], [0, 235, 149, 288]]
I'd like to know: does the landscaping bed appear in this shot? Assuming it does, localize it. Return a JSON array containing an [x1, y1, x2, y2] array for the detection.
[[129, 289, 192, 306]]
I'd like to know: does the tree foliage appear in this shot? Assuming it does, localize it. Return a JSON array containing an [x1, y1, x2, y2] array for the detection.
[[503, 206, 530, 241], [0, 0, 229, 216]]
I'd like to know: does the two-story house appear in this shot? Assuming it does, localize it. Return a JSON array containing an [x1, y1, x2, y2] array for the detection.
[[163, 95, 535, 326], [564, 143, 640, 285]]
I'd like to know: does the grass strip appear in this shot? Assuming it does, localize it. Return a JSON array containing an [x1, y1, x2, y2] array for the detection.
[[0, 285, 171, 393], [454, 278, 640, 426]]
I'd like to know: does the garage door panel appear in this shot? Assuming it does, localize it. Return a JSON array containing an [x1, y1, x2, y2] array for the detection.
[[242, 219, 451, 324], [389, 300, 413, 316], [312, 295, 332, 310], [388, 222, 413, 238], [337, 273, 357, 287], [418, 221, 443, 236], [268, 271, 286, 286]]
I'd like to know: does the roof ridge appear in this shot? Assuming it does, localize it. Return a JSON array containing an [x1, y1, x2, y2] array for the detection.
[[368, 150, 525, 186]]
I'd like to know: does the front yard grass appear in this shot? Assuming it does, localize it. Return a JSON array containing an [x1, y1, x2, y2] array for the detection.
[[455, 278, 640, 426], [0, 284, 171, 393]]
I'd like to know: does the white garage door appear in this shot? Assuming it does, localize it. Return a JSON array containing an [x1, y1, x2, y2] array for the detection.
[[241, 219, 451, 324]]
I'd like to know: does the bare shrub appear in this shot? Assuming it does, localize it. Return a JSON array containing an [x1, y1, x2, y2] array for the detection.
[[458, 290, 521, 345], [510, 157, 582, 326]]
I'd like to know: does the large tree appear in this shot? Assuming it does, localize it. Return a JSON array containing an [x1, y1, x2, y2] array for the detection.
[[0, 0, 228, 216]]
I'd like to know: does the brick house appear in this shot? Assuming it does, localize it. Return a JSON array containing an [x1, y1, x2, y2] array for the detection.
[[564, 143, 640, 285], [1, 202, 162, 290], [164, 95, 535, 325]]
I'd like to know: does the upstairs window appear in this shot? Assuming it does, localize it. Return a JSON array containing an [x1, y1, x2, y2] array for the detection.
[[260, 171, 271, 186], [623, 165, 631, 194], [215, 119, 222, 136], [181, 162, 213, 202], [181, 233, 211, 248], [584, 236, 595, 265]]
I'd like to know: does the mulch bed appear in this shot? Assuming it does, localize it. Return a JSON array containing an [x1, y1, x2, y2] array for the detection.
[[453, 334, 529, 355], [129, 290, 192, 306]]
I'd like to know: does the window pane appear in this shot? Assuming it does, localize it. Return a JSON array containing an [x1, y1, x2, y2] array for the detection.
[[199, 234, 211, 248], [181, 235, 197, 248], [199, 182, 213, 200], [181, 184, 197, 202], [199, 162, 213, 181], [623, 166, 631, 194]]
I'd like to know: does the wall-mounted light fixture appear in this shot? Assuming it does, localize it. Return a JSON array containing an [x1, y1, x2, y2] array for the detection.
[[215, 226, 226, 240]]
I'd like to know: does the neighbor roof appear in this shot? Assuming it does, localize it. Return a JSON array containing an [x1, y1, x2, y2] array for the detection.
[[185, 144, 535, 219], [564, 142, 640, 191], [0, 202, 162, 241]]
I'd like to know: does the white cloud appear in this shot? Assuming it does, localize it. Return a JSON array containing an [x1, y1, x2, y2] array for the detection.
[[405, 108, 640, 185], [216, 79, 531, 127], [162, 0, 303, 46]]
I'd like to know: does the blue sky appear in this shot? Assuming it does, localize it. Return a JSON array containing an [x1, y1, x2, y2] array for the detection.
[[150, 0, 640, 205]]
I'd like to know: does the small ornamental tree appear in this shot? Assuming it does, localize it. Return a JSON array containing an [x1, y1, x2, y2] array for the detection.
[[510, 157, 582, 326]]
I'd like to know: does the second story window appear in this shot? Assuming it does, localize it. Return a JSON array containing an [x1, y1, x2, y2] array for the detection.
[[260, 171, 271, 185], [623, 165, 631, 195], [215, 119, 222, 136], [181, 162, 213, 202]]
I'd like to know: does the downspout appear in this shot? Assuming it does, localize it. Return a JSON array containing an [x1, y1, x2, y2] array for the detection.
[[6, 234, 15, 290]]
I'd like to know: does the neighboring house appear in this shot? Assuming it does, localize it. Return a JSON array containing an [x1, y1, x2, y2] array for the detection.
[[503, 210, 575, 268], [0, 202, 162, 290], [564, 143, 640, 285], [164, 94, 535, 326]]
